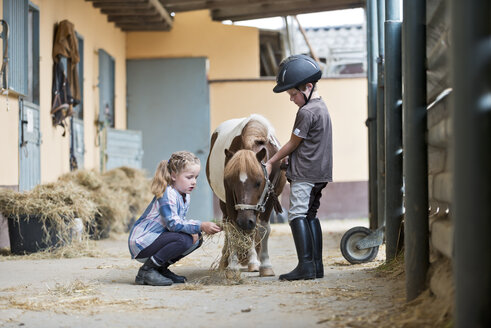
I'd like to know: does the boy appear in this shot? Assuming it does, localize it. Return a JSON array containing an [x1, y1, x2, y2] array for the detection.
[[265, 55, 332, 281]]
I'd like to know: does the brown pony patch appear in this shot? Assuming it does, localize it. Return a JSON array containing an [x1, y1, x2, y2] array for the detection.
[[241, 120, 269, 152], [224, 149, 263, 181]]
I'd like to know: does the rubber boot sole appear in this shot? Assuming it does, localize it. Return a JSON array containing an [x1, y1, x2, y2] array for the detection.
[[135, 274, 173, 286]]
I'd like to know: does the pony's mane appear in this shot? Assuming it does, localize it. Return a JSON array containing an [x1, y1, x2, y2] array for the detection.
[[224, 149, 263, 180], [242, 119, 269, 150]]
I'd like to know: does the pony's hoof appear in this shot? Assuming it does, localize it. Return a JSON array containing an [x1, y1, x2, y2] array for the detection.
[[248, 263, 260, 272], [259, 267, 275, 277]]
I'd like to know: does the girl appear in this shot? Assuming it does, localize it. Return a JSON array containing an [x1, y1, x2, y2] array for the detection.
[[128, 151, 222, 286]]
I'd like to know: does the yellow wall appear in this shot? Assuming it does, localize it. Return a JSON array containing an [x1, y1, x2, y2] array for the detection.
[[1, 3, 367, 188], [126, 9, 368, 183], [210, 78, 368, 182], [35, 0, 126, 182], [126, 10, 260, 80], [0, 0, 126, 187], [0, 97, 19, 186]]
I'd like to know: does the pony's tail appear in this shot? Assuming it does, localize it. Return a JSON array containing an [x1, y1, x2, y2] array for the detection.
[[151, 160, 170, 199]]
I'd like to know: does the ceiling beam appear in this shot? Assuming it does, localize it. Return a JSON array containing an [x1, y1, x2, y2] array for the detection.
[[101, 8, 158, 15], [88, 0, 173, 30], [89, 0, 366, 31], [118, 22, 171, 31], [164, 0, 312, 12], [149, 0, 173, 28], [108, 14, 164, 22], [211, 0, 365, 21], [92, 1, 152, 9]]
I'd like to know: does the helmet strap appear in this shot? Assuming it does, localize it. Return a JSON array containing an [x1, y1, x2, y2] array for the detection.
[[297, 82, 316, 107]]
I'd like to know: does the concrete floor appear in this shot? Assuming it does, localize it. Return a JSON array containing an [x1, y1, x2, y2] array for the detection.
[[0, 219, 443, 328]]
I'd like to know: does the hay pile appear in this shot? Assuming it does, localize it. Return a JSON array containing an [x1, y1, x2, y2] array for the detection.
[[0, 166, 151, 255], [101, 167, 152, 233], [0, 182, 99, 247]]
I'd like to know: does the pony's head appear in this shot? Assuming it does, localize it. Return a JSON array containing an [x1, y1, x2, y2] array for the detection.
[[223, 148, 267, 231]]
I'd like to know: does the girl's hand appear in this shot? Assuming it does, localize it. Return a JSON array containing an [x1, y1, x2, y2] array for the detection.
[[191, 233, 199, 244], [201, 221, 222, 235]]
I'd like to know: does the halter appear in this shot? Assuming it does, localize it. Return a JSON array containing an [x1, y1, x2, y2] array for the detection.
[[234, 162, 280, 213]]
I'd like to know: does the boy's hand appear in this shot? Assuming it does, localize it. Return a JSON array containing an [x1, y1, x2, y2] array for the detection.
[[191, 233, 199, 244], [201, 221, 222, 235], [265, 162, 272, 176]]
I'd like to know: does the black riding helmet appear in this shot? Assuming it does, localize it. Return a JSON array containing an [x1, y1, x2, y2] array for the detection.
[[273, 54, 322, 94]]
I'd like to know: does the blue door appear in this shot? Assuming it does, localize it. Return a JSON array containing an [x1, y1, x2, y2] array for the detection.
[[70, 34, 84, 170], [126, 58, 213, 220], [18, 3, 40, 191], [98, 49, 115, 171], [98, 49, 115, 127], [19, 99, 40, 191]]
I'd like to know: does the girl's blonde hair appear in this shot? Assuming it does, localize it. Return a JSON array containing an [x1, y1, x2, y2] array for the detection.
[[151, 151, 200, 198]]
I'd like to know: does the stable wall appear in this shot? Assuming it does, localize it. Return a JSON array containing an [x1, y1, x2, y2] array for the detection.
[[210, 77, 369, 219], [126, 10, 369, 218], [35, 0, 126, 182], [126, 10, 367, 183], [126, 10, 260, 80], [0, 0, 126, 188], [0, 97, 19, 187], [210, 78, 368, 182]]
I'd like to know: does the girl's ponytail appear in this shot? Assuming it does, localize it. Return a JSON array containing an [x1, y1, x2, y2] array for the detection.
[[151, 160, 171, 198]]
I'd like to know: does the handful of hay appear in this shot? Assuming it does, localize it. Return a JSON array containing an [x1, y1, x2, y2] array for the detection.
[[216, 221, 257, 271]]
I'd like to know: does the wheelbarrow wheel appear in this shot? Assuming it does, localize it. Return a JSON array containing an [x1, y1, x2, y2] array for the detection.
[[340, 226, 379, 264]]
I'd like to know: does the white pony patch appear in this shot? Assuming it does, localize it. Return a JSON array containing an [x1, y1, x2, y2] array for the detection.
[[239, 171, 247, 183]]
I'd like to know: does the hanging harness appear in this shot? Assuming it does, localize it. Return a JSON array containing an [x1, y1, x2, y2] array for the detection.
[[234, 162, 282, 214]]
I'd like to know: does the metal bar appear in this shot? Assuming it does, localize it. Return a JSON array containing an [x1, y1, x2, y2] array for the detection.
[[385, 0, 401, 20], [376, 0, 385, 228], [452, 0, 491, 326], [366, 0, 378, 230], [384, 0, 403, 261], [402, 0, 429, 301]]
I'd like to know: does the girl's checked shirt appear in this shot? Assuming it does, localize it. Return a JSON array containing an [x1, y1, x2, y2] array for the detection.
[[128, 185, 201, 259]]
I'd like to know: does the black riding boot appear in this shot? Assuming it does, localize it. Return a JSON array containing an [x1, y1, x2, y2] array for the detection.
[[158, 263, 187, 283], [308, 218, 324, 278], [135, 258, 173, 286], [157, 235, 203, 283], [279, 217, 316, 281]]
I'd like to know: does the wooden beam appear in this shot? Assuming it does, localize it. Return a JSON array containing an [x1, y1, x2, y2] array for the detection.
[[164, 0, 305, 12], [211, 1, 365, 21], [92, 1, 152, 9], [101, 8, 158, 15], [86, 0, 145, 3], [294, 15, 320, 62], [163, 0, 365, 13], [118, 22, 171, 31], [108, 14, 164, 22], [149, 0, 173, 28]]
